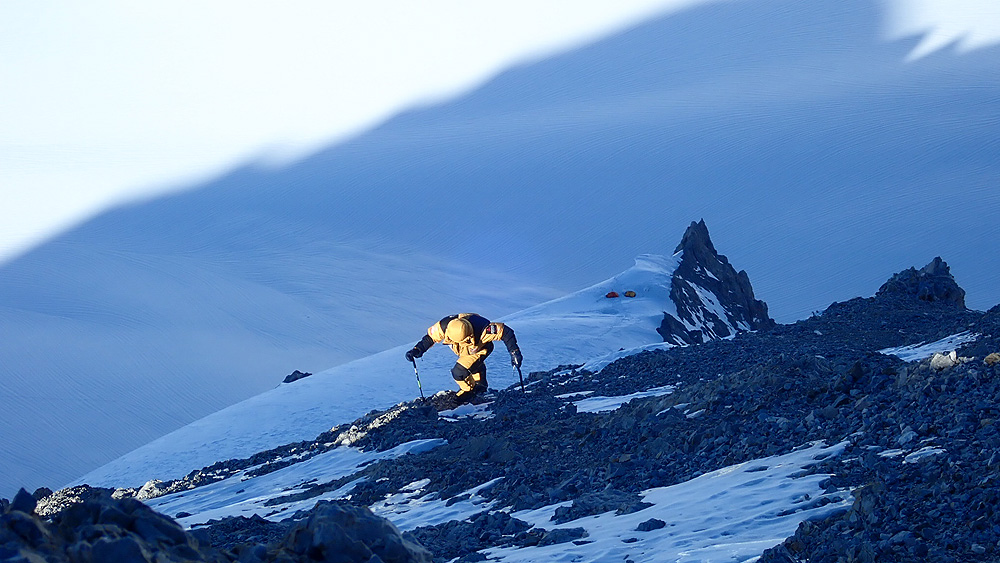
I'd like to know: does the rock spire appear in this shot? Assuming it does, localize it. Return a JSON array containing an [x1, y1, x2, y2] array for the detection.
[[658, 220, 774, 345]]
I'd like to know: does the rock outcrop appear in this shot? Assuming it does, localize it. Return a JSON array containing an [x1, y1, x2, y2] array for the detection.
[[1, 488, 431, 562], [876, 256, 966, 307], [282, 370, 313, 384], [2, 487, 219, 563], [658, 220, 774, 345], [272, 502, 431, 563]]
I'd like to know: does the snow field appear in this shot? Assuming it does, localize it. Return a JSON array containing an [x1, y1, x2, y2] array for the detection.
[[75, 255, 681, 488]]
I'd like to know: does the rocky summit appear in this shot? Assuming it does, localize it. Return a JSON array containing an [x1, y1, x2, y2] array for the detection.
[[876, 256, 967, 307], [4, 257, 1000, 563], [658, 219, 775, 345]]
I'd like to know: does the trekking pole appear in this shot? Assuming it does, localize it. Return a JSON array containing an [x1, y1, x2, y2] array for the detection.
[[411, 358, 425, 401], [514, 364, 525, 393]]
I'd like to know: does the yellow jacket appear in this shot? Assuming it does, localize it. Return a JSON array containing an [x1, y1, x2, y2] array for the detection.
[[426, 313, 511, 359]]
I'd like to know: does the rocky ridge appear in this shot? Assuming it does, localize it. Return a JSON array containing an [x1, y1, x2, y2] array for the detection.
[[3, 257, 999, 562]]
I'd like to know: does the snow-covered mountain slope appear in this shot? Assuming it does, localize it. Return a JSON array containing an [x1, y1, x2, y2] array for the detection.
[[4, 0, 1000, 498], [22, 257, 994, 563], [75, 223, 770, 489], [74, 250, 712, 488], [0, 236, 556, 498]]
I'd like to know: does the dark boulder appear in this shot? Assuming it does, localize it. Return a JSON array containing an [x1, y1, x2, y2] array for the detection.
[[9, 489, 36, 515], [90, 536, 151, 563], [538, 527, 587, 546], [550, 489, 651, 524], [198, 513, 291, 551], [282, 370, 313, 384], [275, 501, 431, 563], [636, 518, 666, 532], [2, 510, 50, 546]]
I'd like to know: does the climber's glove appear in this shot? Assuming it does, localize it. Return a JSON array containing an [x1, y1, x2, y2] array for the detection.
[[405, 348, 423, 362], [511, 348, 523, 367]]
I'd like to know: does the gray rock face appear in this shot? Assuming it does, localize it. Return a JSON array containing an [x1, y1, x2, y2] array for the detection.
[[876, 257, 966, 307], [658, 220, 774, 345]]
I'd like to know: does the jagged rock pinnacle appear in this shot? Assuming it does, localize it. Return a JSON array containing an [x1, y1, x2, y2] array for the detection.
[[658, 220, 774, 345], [673, 218, 718, 257]]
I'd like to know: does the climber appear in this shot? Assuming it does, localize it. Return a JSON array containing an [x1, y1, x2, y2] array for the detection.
[[405, 313, 522, 401]]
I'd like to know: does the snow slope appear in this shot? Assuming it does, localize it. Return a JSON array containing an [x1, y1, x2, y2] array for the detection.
[[4, 0, 1000, 497], [0, 235, 556, 498], [75, 254, 679, 488]]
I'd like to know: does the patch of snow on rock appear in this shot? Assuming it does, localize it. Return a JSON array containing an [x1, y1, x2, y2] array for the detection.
[[374, 478, 503, 532], [878, 331, 978, 362], [147, 439, 446, 527], [491, 441, 850, 563], [571, 385, 676, 413]]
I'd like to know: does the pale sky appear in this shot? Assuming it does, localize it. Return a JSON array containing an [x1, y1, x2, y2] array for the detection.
[[1, 0, 998, 263]]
